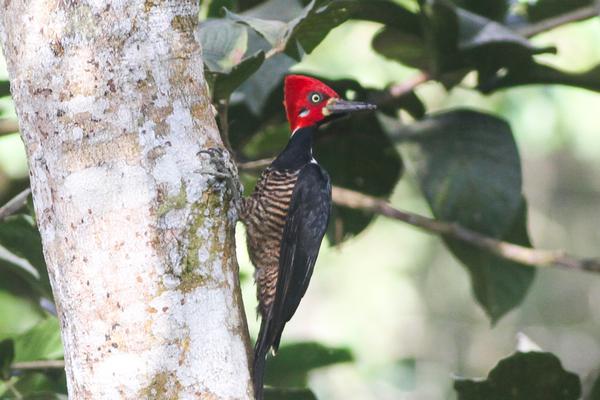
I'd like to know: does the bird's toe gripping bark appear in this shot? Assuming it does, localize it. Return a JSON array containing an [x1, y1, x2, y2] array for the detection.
[[197, 147, 244, 212]]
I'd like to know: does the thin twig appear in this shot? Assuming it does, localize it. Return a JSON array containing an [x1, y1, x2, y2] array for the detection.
[[0, 188, 31, 221], [11, 360, 65, 370], [238, 157, 273, 172], [4, 379, 23, 399], [0, 118, 19, 137], [331, 186, 600, 273], [373, 71, 431, 107], [518, 5, 599, 38], [388, 72, 430, 99]]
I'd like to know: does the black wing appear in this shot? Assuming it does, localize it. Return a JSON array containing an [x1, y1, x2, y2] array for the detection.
[[273, 163, 331, 341], [253, 163, 331, 398]]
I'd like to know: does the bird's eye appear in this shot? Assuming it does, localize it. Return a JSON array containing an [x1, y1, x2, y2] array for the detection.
[[310, 93, 322, 104]]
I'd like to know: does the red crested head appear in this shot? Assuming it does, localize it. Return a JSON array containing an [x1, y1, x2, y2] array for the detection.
[[283, 75, 377, 134], [284, 75, 340, 133]]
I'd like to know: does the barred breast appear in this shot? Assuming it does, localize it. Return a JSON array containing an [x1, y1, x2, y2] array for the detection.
[[240, 167, 301, 317]]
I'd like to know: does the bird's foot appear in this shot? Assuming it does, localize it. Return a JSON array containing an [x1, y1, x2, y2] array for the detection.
[[197, 147, 244, 212]]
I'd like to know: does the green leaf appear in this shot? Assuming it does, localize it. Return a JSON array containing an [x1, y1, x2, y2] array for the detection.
[[0, 215, 51, 298], [421, 0, 463, 75], [0, 339, 15, 380], [446, 199, 536, 322], [366, 1, 426, 69], [238, 53, 295, 115], [419, 0, 553, 80], [372, 27, 429, 69], [353, 0, 421, 31], [455, 352, 582, 400], [14, 371, 67, 399], [400, 109, 522, 237], [14, 318, 63, 362], [479, 63, 600, 94], [583, 370, 600, 400], [227, 0, 359, 60], [585, 368, 600, 400], [265, 342, 353, 387], [207, 0, 236, 18], [226, 10, 285, 46], [399, 109, 535, 322], [458, 8, 545, 55], [242, 0, 304, 21], [526, 0, 594, 22], [264, 387, 317, 400], [0, 271, 45, 338], [198, 19, 248, 73], [225, 8, 288, 48], [0, 81, 10, 98], [287, 0, 361, 57], [317, 112, 403, 244], [452, 0, 509, 21], [213, 50, 266, 100]]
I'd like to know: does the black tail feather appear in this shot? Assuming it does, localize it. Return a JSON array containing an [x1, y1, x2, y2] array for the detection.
[[253, 318, 271, 400]]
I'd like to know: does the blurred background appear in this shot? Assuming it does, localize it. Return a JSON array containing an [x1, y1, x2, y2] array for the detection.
[[2, 7, 600, 400]]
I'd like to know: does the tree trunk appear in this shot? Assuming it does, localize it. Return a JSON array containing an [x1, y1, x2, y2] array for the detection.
[[0, 1, 253, 399]]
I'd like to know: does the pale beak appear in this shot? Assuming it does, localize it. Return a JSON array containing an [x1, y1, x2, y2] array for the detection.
[[324, 98, 377, 116]]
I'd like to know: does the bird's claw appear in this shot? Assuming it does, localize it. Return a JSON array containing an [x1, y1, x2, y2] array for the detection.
[[197, 147, 243, 211]]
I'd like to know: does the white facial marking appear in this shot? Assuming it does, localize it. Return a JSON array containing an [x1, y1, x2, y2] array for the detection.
[[299, 109, 310, 118]]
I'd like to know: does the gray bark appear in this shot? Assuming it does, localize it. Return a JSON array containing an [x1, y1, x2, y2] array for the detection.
[[0, 1, 253, 398]]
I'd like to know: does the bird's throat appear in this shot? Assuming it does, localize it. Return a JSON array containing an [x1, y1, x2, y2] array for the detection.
[[272, 126, 316, 171]]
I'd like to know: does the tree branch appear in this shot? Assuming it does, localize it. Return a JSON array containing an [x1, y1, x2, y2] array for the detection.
[[0, 118, 19, 137], [518, 5, 599, 38], [375, 71, 431, 107], [238, 157, 273, 172], [0, 188, 31, 221], [388, 72, 430, 99], [331, 186, 600, 273], [1, 1, 253, 397], [11, 360, 65, 370]]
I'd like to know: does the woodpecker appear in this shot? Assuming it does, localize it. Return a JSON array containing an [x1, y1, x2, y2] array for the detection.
[[239, 75, 376, 399]]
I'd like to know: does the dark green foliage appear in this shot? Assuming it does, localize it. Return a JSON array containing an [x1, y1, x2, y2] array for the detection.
[[0, 215, 51, 300], [264, 387, 317, 400], [526, 0, 593, 22], [206, 0, 237, 18], [399, 110, 535, 322], [480, 63, 600, 94], [0, 339, 14, 380], [13, 372, 67, 399], [14, 318, 63, 363], [317, 113, 403, 243], [425, 0, 553, 77], [373, 0, 600, 95], [226, 0, 358, 60], [455, 352, 582, 400], [198, 19, 249, 73], [372, 26, 428, 70], [452, 0, 509, 22], [265, 342, 353, 387], [214, 50, 266, 100], [587, 369, 600, 400], [0, 81, 10, 98]]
